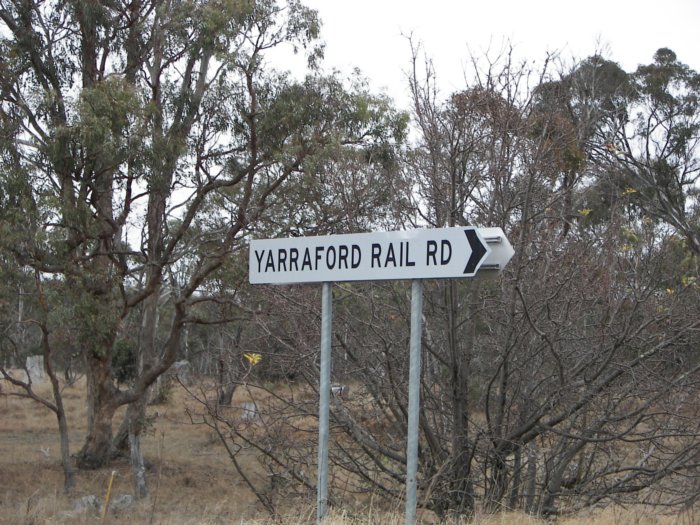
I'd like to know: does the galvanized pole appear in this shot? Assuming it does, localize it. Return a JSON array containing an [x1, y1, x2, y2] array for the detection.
[[317, 282, 332, 523], [405, 279, 423, 525]]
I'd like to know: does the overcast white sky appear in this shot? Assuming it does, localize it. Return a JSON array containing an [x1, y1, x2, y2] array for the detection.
[[288, 0, 700, 109]]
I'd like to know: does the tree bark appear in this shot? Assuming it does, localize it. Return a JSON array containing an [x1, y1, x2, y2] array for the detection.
[[78, 350, 120, 468], [447, 281, 475, 515], [45, 336, 76, 491], [524, 442, 538, 513], [128, 398, 149, 499], [78, 402, 118, 469]]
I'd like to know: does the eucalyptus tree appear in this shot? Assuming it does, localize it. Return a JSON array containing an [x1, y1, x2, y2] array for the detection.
[[537, 49, 700, 259], [0, 0, 405, 488], [588, 48, 700, 257]]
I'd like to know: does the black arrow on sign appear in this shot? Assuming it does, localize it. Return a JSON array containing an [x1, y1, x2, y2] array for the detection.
[[464, 229, 488, 274]]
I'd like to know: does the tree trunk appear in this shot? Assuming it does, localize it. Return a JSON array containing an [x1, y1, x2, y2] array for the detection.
[[447, 281, 475, 515], [540, 439, 586, 516], [45, 340, 76, 491], [127, 283, 161, 497], [78, 351, 119, 468], [485, 448, 508, 511], [78, 402, 118, 469], [219, 383, 236, 406], [217, 328, 237, 406], [508, 445, 522, 510], [524, 442, 538, 513], [128, 399, 149, 499], [56, 409, 76, 492]]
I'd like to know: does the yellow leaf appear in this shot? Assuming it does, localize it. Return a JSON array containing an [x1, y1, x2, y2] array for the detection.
[[623, 187, 638, 195], [243, 352, 262, 365], [578, 208, 592, 217]]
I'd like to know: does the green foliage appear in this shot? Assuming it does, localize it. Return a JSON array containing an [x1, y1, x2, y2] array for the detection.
[[77, 78, 141, 170], [257, 73, 407, 163], [632, 49, 700, 162], [112, 338, 138, 384], [0, 0, 411, 470]]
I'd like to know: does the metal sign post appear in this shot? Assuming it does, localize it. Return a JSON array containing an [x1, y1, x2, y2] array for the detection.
[[317, 282, 332, 523], [405, 280, 423, 525], [249, 226, 514, 525]]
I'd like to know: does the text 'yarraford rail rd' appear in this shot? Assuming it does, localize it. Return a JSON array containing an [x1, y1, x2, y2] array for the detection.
[[249, 227, 512, 284]]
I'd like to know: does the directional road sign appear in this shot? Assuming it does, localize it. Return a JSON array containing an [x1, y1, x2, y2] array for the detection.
[[249, 226, 513, 284]]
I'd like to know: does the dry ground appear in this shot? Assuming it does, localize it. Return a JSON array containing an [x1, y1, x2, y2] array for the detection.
[[0, 375, 274, 524], [0, 374, 696, 524]]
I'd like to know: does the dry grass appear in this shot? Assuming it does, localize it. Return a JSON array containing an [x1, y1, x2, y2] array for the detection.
[[0, 374, 697, 524], [0, 375, 265, 524]]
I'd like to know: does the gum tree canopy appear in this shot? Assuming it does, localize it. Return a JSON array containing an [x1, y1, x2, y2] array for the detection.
[[0, 0, 405, 469]]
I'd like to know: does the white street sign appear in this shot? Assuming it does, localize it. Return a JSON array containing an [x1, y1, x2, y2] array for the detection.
[[249, 226, 513, 284]]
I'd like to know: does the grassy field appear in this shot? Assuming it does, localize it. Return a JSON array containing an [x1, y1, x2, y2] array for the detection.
[[0, 374, 695, 524]]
